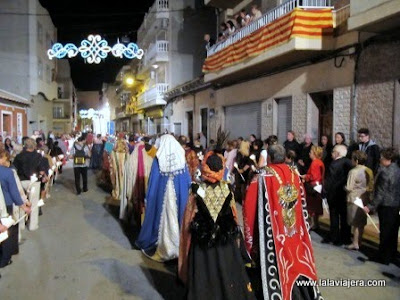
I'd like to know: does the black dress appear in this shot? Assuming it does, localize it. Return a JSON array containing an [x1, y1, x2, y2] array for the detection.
[[187, 183, 255, 300]]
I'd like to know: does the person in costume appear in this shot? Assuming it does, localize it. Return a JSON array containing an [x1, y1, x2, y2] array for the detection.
[[244, 145, 322, 300], [110, 133, 128, 203], [120, 136, 155, 225], [136, 134, 191, 262], [179, 135, 200, 181], [179, 151, 255, 300]]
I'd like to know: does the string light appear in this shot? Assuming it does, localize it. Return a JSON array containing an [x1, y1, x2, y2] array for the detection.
[[47, 34, 144, 64]]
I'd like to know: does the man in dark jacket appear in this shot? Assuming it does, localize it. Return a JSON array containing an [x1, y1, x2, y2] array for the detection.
[[362, 148, 400, 265], [283, 130, 300, 161], [323, 144, 352, 245], [356, 128, 380, 174]]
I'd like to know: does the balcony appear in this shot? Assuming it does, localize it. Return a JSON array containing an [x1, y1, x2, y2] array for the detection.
[[137, 83, 168, 110], [348, 0, 400, 33], [138, 41, 169, 76], [203, 0, 335, 83], [204, 0, 242, 9], [115, 105, 128, 119], [138, 0, 169, 43]]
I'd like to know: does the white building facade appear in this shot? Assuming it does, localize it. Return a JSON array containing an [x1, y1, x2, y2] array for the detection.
[[0, 0, 58, 136]]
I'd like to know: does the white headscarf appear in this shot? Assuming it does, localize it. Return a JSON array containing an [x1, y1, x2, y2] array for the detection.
[[156, 134, 186, 173]]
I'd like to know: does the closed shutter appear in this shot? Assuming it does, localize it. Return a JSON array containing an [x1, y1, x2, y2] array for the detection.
[[225, 102, 261, 139], [277, 97, 292, 143]]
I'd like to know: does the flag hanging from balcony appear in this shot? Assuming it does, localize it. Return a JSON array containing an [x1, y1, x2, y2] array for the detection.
[[203, 8, 333, 73]]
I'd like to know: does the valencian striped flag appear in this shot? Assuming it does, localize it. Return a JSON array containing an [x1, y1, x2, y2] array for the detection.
[[203, 8, 333, 73]]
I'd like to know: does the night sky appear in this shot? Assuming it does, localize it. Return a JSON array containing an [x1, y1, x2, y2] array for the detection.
[[39, 0, 153, 91]]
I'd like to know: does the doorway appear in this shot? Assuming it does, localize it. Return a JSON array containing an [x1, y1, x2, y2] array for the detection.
[[2, 112, 12, 137], [308, 91, 333, 144], [200, 108, 208, 146], [186, 111, 193, 142]]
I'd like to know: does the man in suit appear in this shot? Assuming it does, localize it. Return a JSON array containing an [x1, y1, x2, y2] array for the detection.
[[323, 144, 353, 245]]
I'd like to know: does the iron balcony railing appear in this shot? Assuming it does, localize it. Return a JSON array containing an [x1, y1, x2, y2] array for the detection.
[[207, 0, 333, 57]]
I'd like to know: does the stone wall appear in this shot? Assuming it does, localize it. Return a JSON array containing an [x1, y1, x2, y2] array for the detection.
[[333, 86, 352, 143], [355, 40, 400, 147], [292, 94, 308, 140], [356, 81, 394, 147]]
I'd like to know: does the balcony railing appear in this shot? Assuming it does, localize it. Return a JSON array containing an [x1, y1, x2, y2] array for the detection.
[[138, 0, 169, 34], [145, 40, 169, 64], [207, 0, 333, 57], [137, 83, 168, 109]]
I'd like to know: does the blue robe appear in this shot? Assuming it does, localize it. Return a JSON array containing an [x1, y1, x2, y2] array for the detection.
[[136, 158, 191, 256]]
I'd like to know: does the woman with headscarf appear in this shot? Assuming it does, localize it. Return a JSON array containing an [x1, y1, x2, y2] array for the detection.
[[136, 134, 191, 262], [179, 151, 255, 300]]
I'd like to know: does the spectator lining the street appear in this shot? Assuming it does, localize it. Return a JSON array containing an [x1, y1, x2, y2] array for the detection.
[[334, 132, 347, 147], [362, 147, 400, 265], [301, 145, 325, 230], [345, 151, 374, 251], [298, 133, 313, 174], [356, 128, 380, 174], [283, 130, 300, 161], [323, 145, 352, 246]]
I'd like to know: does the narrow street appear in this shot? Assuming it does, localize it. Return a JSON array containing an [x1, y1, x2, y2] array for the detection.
[[0, 164, 398, 300]]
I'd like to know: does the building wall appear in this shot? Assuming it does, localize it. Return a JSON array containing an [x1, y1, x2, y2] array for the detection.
[[0, 102, 28, 137], [355, 40, 400, 147], [170, 54, 355, 143], [333, 86, 352, 143], [28, 0, 57, 100], [28, 94, 53, 134], [0, 0, 30, 98]]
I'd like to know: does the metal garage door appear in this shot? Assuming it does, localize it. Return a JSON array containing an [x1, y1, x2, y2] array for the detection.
[[225, 102, 261, 140]]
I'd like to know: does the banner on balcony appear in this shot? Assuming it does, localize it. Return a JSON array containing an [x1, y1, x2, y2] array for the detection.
[[203, 8, 333, 73]]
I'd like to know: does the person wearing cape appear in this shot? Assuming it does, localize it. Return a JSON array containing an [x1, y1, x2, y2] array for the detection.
[[179, 151, 255, 300], [136, 134, 191, 262], [110, 133, 128, 203], [120, 137, 155, 225], [243, 145, 322, 300]]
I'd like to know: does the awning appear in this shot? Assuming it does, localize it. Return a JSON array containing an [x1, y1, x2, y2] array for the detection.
[[0, 89, 30, 105]]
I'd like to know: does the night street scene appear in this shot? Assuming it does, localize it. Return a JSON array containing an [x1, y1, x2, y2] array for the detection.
[[0, 0, 399, 299]]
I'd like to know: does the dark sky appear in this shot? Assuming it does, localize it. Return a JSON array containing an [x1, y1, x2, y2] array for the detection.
[[40, 0, 153, 91]]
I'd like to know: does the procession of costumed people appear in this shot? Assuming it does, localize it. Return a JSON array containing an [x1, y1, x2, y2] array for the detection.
[[100, 132, 323, 300]]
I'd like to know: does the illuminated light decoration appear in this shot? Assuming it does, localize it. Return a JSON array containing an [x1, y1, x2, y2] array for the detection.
[[47, 34, 144, 64]]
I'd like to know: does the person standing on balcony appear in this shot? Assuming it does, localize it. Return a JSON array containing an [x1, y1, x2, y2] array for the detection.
[[203, 34, 215, 52], [226, 20, 236, 35], [220, 22, 229, 39], [240, 9, 251, 26], [250, 5, 262, 22]]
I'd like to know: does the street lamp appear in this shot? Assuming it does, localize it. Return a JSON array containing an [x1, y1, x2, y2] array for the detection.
[[124, 75, 135, 86]]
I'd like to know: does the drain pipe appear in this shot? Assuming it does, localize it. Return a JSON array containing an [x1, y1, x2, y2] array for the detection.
[[350, 38, 362, 143]]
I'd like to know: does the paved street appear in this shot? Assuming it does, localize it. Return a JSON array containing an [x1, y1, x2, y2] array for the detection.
[[0, 164, 399, 300]]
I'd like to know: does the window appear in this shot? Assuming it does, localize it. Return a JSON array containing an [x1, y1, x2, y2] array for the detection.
[[53, 106, 63, 119], [38, 58, 43, 80], [46, 65, 51, 83], [37, 22, 43, 44]]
